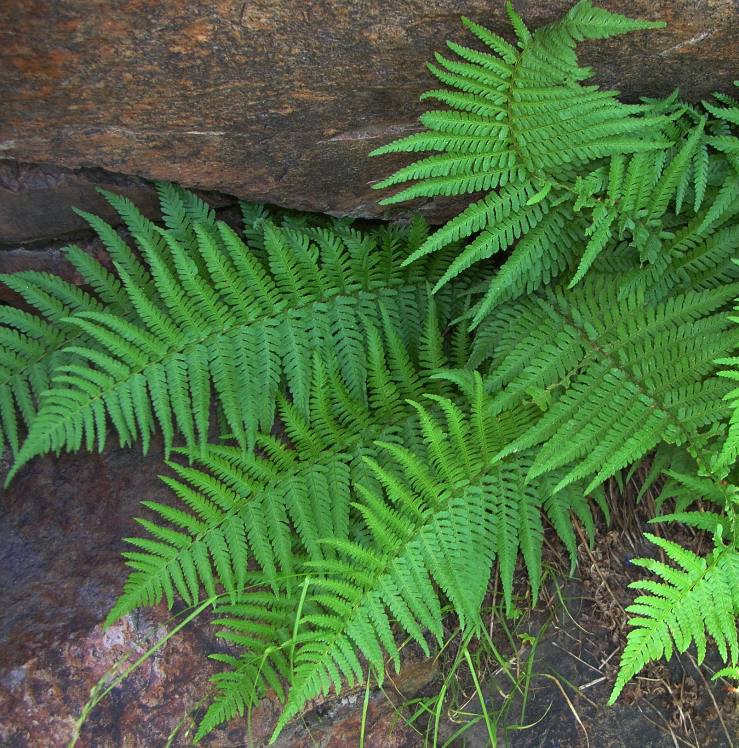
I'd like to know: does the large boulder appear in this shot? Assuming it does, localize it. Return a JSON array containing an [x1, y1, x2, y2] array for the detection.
[[0, 162, 161, 246], [0, 0, 736, 241]]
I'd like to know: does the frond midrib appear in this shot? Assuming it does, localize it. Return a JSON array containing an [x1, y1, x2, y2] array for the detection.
[[547, 287, 736, 498], [22, 277, 428, 451]]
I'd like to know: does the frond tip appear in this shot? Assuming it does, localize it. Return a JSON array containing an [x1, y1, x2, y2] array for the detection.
[[370, 1, 670, 308]]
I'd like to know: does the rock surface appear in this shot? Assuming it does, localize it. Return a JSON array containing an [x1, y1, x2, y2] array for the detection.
[[0, 233, 114, 307], [1, 0, 736, 227], [0, 161, 161, 246], [0, 161, 237, 246]]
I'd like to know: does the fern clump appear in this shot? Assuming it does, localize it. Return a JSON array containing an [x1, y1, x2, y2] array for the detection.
[[609, 533, 739, 703], [106, 305, 461, 624], [194, 373, 606, 741], [371, 0, 739, 719], [1, 1, 737, 743], [371, 1, 738, 327], [370, 2, 670, 307]]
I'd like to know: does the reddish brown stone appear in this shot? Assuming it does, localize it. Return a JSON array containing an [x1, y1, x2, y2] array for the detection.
[[0, 235, 107, 308], [0, 1, 735, 225]]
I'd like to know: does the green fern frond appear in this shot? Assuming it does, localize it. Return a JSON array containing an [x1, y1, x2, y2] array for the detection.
[[479, 276, 738, 492], [702, 84, 739, 127], [609, 535, 739, 703], [370, 2, 669, 311], [656, 466, 730, 513], [266, 385, 600, 739], [5, 189, 465, 483], [715, 266, 739, 474], [106, 309, 459, 625], [195, 585, 295, 741], [0, 254, 136, 457]]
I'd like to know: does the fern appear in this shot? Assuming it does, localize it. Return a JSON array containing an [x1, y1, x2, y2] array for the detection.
[[473, 276, 738, 492], [197, 378, 603, 741], [196, 585, 296, 737], [0, 245, 135, 457], [609, 534, 739, 703], [2, 3, 737, 741], [370, 5, 739, 334], [714, 262, 739, 474], [270, 391, 601, 739], [370, 1, 673, 320], [372, 2, 665, 205], [3, 187, 466, 483], [367, 2, 737, 719], [105, 309, 454, 625]]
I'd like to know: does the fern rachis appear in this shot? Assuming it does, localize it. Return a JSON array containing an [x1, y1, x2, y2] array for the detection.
[[3, 188, 468, 483]]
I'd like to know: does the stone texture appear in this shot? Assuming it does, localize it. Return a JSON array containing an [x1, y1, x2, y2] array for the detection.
[[0, 161, 238, 247], [0, 439, 215, 747], [1, 0, 736, 225], [0, 161, 162, 246], [0, 443, 434, 746]]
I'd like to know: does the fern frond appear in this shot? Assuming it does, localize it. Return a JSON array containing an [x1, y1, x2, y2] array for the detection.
[[106, 311, 459, 624], [195, 586, 295, 742], [266, 386, 600, 739], [702, 85, 739, 127], [715, 272, 739, 474], [371, 1, 669, 308], [609, 535, 739, 703], [0, 255, 136, 457], [480, 277, 738, 493], [6, 190, 463, 482], [656, 466, 730, 513]]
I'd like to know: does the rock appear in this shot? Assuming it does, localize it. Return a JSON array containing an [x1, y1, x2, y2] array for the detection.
[[0, 161, 236, 247], [0, 186, 242, 308], [0, 235, 110, 307], [0, 609, 222, 748], [0, 1, 735, 223], [0, 443, 434, 746], [0, 438, 215, 747], [0, 162, 161, 245]]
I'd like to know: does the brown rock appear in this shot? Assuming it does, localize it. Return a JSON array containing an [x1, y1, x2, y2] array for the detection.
[[0, 161, 237, 247], [0, 439, 220, 747], [0, 234, 110, 308], [0, 1, 735, 222], [0, 162, 161, 245], [0, 187, 242, 308]]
